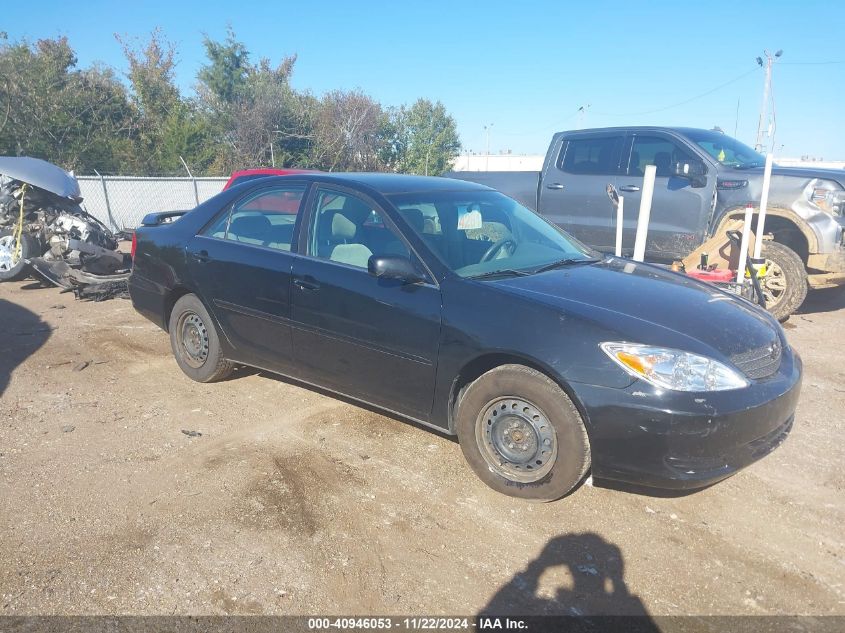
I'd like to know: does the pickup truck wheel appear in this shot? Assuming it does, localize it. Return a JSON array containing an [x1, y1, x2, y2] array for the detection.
[[456, 364, 590, 502], [168, 294, 234, 382], [0, 229, 39, 282], [759, 241, 807, 321]]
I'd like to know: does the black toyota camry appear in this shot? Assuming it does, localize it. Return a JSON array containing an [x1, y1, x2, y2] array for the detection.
[[129, 173, 801, 501]]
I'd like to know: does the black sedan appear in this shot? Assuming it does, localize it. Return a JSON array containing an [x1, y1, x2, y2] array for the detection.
[[129, 173, 801, 501]]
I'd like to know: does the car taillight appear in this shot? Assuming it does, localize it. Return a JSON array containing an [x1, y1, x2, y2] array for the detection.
[[130, 231, 137, 260]]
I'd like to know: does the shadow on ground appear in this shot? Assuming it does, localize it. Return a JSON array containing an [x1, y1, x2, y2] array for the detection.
[[0, 299, 50, 396], [0, 298, 51, 397], [797, 287, 845, 316], [245, 367, 459, 442], [480, 532, 656, 626]]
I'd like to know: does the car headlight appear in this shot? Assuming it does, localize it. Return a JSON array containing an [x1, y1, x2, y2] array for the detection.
[[805, 178, 845, 216], [600, 342, 749, 392]]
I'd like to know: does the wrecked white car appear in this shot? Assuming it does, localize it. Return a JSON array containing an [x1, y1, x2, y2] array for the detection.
[[0, 156, 130, 299]]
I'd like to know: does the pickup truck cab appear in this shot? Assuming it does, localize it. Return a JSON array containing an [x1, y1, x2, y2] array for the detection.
[[450, 127, 845, 318]]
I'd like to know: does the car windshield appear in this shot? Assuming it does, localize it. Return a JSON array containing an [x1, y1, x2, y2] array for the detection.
[[685, 130, 765, 169], [387, 190, 597, 278]]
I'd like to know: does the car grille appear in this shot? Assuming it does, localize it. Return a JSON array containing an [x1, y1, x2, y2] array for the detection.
[[731, 339, 783, 380]]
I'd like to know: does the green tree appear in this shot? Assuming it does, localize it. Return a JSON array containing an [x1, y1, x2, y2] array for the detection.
[[309, 89, 388, 171], [0, 30, 464, 178], [394, 99, 461, 176], [0, 34, 133, 172], [211, 55, 307, 173], [118, 29, 216, 174], [197, 26, 250, 106]]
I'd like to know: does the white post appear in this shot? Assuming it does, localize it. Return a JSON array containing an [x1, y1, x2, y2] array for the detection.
[[632, 165, 656, 262], [615, 196, 625, 257], [753, 153, 774, 259], [736, 203, 754, 284]]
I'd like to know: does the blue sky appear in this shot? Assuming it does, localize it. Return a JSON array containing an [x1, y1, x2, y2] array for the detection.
[[5, 0, 845, 159]]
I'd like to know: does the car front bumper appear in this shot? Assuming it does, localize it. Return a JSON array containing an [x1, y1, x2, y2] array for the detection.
[[573, 349, 802, 490]]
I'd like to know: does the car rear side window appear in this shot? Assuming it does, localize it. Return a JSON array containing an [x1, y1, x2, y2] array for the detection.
[[559, 136, 623, 175], [628, 136, 695, 177], [203, 185, 306, 252]]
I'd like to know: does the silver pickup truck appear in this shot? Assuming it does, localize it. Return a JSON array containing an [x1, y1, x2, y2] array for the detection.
[[449, 127, 845, 318]]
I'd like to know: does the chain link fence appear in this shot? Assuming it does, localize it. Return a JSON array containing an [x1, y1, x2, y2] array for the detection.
[[76, 176, 229, 231]]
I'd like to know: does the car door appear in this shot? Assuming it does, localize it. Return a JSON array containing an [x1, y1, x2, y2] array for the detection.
[[617, 133, 715, 261], [186, 183, 307, 371], [537, 132, 624, 251], [289, 186, 442, 421]]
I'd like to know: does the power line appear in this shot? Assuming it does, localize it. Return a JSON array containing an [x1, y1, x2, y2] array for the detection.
[[592, 67, 759, 117], [780, 60, 843, 65]]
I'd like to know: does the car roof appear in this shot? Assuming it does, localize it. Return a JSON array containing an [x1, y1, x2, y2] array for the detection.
[[259, 172, 493, 195], [557, 126, 721, 137], [228, 168, 314, 179]]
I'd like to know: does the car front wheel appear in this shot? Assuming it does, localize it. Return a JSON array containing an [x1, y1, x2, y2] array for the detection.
[[168, 294, 234, 383], [455, 364, 591, 501], [759, 241, 807, 322], [0, 228, 39, 282]]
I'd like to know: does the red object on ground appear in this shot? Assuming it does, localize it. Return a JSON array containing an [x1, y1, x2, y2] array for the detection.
[[686, 268, 735, 283], [222, 168, 315, 190]]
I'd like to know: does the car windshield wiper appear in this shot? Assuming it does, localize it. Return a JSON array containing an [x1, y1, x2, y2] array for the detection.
[[466, 268, 533, 280], [531, 256, 601, 274], [734, 161, 763, 170]]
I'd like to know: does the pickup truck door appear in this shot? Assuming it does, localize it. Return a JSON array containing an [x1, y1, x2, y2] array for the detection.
[[536, 133, 624, 251], [616, 133, 715, 261]]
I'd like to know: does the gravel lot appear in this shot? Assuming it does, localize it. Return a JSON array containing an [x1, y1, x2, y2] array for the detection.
[[1, 279, 844, 617]]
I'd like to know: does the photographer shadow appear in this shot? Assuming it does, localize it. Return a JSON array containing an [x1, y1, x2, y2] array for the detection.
[[480, 532, 657, 629]]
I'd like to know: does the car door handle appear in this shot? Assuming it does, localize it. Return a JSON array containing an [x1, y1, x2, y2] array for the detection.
[[293, 278, 320, 291], [619, 185, 640, 192], [546, 183, 565, 190], [190, 249, 210, 263]]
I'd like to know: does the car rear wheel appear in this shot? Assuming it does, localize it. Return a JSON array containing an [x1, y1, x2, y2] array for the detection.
[[168, 294, 234, 382], [759, 241, 807, 322], [455, 364, 591, 501], [0, 228, 39, 282]]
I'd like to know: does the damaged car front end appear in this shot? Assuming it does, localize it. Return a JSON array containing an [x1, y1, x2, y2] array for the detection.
[[0, 156, 131, 299]]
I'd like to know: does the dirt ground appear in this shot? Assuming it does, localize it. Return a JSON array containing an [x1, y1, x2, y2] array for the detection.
[[1, 278, 844, 618]]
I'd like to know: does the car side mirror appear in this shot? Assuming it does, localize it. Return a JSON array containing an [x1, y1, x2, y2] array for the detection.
[[367, 255, 425, 284], [673, 160, 707, 187]]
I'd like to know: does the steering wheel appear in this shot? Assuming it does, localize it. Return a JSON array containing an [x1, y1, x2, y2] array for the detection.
[[480, 237, 517, 263]]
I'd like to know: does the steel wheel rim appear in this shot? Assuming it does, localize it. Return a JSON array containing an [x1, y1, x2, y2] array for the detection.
[[475, 397, 557, 483], [761, 257, 786, 308], [0, 235, 20, 272], [177, 312, 209, 368]]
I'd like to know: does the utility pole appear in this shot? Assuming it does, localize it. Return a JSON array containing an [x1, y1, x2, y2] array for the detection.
[[734, 97, 740, 138], [483, 123, 494, 171], [754, 49, 782, 153]]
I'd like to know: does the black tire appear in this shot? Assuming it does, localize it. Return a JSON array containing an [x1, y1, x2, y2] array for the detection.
[[455, 364, 591, 502], [0, 228, 39, 282], [168, 294, 234, 382], [759, 241, 808, 322]]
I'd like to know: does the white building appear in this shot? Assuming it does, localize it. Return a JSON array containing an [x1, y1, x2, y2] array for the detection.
[[451, 154, 544, 172]]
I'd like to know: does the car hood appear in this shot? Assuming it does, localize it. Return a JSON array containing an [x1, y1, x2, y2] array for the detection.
[[491, 257, 780, 360], [729, 164, 845, 185], [0, 156, 81, 199]]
